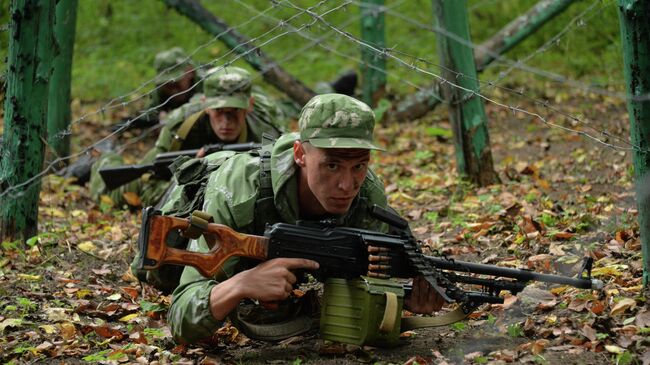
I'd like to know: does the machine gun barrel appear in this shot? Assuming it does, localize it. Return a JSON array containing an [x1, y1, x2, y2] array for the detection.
[[424, 255, 603, 290]]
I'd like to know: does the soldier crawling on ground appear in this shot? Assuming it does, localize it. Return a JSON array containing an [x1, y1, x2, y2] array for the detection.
[[88, 66, 283, 208], [152, 93, 444, 344]]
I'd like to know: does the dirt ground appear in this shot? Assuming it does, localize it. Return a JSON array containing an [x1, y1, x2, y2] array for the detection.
[[1, 90, 648, 364]]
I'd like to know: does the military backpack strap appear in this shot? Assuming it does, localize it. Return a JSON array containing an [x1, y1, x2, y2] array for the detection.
[[170, 110, 205, 151], [253, 136, 283, 233]]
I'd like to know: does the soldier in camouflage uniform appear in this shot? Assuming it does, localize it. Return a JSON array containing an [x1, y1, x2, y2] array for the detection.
[[137, 47, 205, 126], [89, 66, 283, 208], [160, 93, 443, 344]]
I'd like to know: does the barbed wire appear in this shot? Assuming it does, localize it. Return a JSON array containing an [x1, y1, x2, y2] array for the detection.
[[340, 0, 636, 151], [0, 0, 348, 199], [280, 0, 641, 153], [485, 0, 615, 90], [231, 0, 440, 100], [354, 0, 634, 102], [1, 0, 639, 201], [53, 2, 280, 139]]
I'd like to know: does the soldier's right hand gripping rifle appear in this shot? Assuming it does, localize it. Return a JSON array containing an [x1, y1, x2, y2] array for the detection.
[[99, 142, 261, 191]]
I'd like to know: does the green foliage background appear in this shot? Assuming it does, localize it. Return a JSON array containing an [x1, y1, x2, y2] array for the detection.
[[0, 0, 623, 102]]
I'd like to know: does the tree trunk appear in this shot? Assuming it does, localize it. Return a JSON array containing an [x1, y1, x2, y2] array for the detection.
[[161, 0, 316, 106], [0, 0, 55, 243], [47, 0, 78, 163]]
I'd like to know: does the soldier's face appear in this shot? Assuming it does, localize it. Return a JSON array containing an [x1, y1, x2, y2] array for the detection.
[[159, 69, 195, 108], [207, 107, 247, 143], [294, 141, 370, 216]]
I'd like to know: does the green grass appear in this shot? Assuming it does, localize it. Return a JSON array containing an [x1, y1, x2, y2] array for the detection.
[[0, 0, 623, 103]]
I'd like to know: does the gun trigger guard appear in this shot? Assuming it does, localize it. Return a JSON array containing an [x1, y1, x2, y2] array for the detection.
[[182, 210, 214, 239]]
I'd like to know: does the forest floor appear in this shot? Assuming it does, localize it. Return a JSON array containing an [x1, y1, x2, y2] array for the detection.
[[0, 88, 648, 365]]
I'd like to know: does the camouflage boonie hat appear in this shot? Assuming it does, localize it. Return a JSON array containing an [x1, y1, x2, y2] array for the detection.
[[153, 47, 194, 84], [298, 93, 383, 150], [202, 66, 252, 110]]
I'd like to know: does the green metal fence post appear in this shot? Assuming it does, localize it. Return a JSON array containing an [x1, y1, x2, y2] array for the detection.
[[47, 0, 78, 162], [360, 0, 386, 107], [432, 0, 499, 186], [617, 0, 650, 286], [394, 0, 578, 122], [0, 0, 55, 242]]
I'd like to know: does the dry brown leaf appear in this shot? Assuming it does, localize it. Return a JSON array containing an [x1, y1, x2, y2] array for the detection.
[[581, 324, 597, 342], [568, 299, 587, 312], [531, 339, 550, 355], [59, 322, 76, 340], [590, 301, 605, 315], [94, 325, 125, 340], [610, 298, 637, 316], [121, 286, 139, 301], [553, 232, 575, 240]]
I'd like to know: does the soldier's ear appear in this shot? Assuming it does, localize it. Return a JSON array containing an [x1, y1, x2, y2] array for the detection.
[[293, 141, 306, 167]]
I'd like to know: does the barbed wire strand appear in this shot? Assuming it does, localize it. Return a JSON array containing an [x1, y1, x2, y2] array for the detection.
[[279, 0, 641, 154], [348, 0, 635, 151], [0, 0, 350, 199]]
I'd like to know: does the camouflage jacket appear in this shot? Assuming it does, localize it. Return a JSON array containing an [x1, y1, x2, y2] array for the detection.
[[89, 93, 281, 208], [164, 132, 390, 344]]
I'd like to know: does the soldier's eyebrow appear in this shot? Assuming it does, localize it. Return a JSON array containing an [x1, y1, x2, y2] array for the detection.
[[323, 149, 370, 160], [321, 152, 370, 165]]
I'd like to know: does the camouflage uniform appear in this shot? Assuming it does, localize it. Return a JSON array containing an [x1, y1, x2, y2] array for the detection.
[[162, 94, 389, 344], [89, 66, 282, 208]]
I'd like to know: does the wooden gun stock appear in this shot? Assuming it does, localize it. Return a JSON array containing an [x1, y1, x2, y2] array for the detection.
[[137, 207, 269, 278]]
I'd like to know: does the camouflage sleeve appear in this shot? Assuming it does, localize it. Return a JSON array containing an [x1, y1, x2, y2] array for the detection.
[[167, 236, 237, 344], [167, 153, 260, 344]]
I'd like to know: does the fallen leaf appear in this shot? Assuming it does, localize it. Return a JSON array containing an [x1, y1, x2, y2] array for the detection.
[[107, 293, 122, 301], [553, 232, 575, 240], [59, 322, 76, 340], [45, 307, 71, 322], [77, 241, 98, 256], [17, 273, 42, 281], [119, 313, 139, 322], [611, 298, 637, 316], [590, 301, 605, 315], [39, 324, 58, 334], [121, 287, 139, 301], [35, 341, 54, 352], [532, 339, 550, 355], [94, 325, 125, 340], [581, 324, 597, 342], [605, 345, 625, 354], [0, 318, 23, 333]]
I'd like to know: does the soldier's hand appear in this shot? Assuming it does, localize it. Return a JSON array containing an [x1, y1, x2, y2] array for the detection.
[[196, 147, 206, 158], [404, 275, 445, 314], [238, 258, 319, 302]]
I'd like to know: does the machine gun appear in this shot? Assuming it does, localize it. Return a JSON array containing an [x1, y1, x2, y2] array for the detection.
[[99, 142, 261, 190], [136, 206, 603, 315]]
